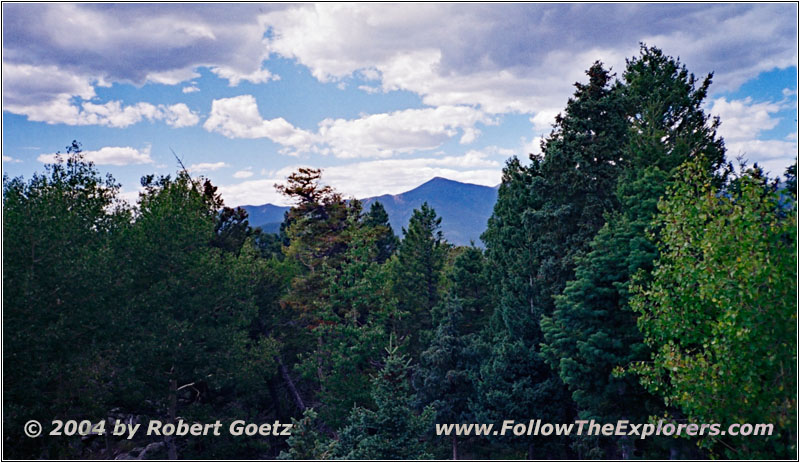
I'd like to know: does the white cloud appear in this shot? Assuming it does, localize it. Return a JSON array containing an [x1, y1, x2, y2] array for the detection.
[[3, 155, 23, 163], [710, 96, 797, 175], [710, 97, 782, 142], [521, 136, 545, 157], [37, 145, 154, 166], [530, 109, 560, 135], [2, 4, 283, 126], [182, 85, 200, 93], [358, 85, 380, 94], [211, 65, 279, 86], [118, 189, 143, 206], [233, 170, 254, 179], [189, 162, 229, 172], [726, 139, 797, 175], [5, 90, 201, 128], [218, 150, 503, 206], [146, 67, 201, 86], [2, 62, 96, 107], [204, 95, 494, 158], [162, 103, 200, 128], [262, 4, 795, 114], [318, 106, 495, 158], [3, 4, 795, 126], [203, 95, 318, 152], [2, 3, 282, 89]]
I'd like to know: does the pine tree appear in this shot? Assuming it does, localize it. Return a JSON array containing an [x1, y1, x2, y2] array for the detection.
[[278, 409, 335, 459], [363, 201, 399, 263], [297, 211, 398, 429], [438, 246, 492, 330], [540, 45, 726, 458], [333, 340, 435, 459], [415, 297, 479, 459], [392, 202, 449, 356], [476, 61, 628, 458]]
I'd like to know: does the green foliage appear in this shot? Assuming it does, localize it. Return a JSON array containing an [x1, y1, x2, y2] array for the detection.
[[540, 45, 726, 458], [363, 201, 399, 263], [477, 61, 629, 459], [631, 160, 797, 458], [392, 202, 449, 356], [3, 142, 126, 458], [414, 297, 479, 458], [4, 145, 286, 458], [437, 246, 492, 330], [333, 341, 435, 459], [784, 161, 797, 200], [279, 409, 335, 459]]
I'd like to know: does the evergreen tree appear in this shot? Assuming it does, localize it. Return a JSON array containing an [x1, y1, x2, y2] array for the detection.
[[631, 160, 796, 459], [476, 61, 628, 458], [276, 168, 353, 326], [784, 161, 797, 200], [392, 202, 449, 356], [333, 340, 435, 459], [278, 409, 335, 460], [540, 45, 726, 458], [114, 172, 264, 458], [211, 205, 254, 254], [438, 246, 492, 330], [363, 201, 399, 263], [415, 297, 478, 459], [296, 211, 398, 429]]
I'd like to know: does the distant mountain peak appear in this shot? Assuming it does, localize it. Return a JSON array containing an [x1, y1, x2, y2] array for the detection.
[[242, 176, 498, 246]]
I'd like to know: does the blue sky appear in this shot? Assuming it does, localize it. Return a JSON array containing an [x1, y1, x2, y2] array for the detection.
[[2, 3, 797, 206]]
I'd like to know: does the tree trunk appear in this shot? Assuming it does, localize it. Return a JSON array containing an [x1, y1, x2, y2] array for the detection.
[[451, 434, 459, 460], [275, 354, 305, 412], [166, 379, 178, 460]]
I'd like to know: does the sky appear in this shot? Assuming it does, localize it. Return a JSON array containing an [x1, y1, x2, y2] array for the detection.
[[2, 3, 798, 207]]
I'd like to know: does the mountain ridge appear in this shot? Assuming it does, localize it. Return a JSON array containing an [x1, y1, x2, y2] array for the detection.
[[242, 177, 498, 246]]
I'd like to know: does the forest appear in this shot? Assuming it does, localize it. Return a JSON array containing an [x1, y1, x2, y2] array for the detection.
[[3, 46, 796, 460]]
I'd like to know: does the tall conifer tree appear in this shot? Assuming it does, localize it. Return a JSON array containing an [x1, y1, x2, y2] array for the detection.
[[477, 62, 629, 458], [541, 46, 726, 458]]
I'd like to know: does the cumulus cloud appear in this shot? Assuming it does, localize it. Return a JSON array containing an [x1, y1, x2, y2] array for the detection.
[[217, 149, 504, 206], [710, 97, 782, 142], [3, 155, 23, 163], [710, 96, 797, 174], [2, 3, 281, 125], [211, 66, 279, 86], [37, 145, 154, 166], [530, 109, 560, 135], [182, 85, 200, 93], [162, 103, 200, 128], [203, 95, 317, 152], [204, 94, 494, 157], [189, 162, 229, 172], [5, 88, 201, 129], [2, 4, 281, 86], [233, 169, 254, 179], [5, 4, 795, 120], [317, 106, 495, 158], [262, 4, 796, 112]]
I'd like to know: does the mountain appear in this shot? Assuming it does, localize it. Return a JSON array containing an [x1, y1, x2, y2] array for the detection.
[[241, 177, 499, 246], [239, 203, 289, 234]]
